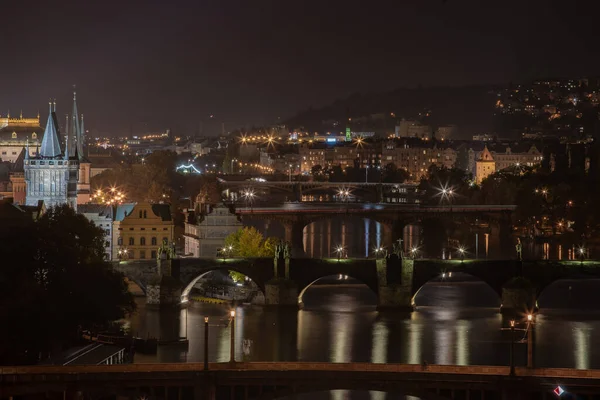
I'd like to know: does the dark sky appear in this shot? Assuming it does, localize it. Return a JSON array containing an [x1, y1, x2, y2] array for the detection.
[[2, 0, 600, 136]]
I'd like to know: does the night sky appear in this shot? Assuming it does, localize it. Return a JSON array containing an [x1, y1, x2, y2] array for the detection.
[[2, 0, 600, 136]]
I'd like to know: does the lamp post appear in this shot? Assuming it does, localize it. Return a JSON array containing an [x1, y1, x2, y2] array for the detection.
[[204, 316, 209, 370], [229, 310, 236, 363], [527, 314, 534, 368], [509, 320, 515, 376], [458, 247, 465, 262], [335, 245, 344, 261]]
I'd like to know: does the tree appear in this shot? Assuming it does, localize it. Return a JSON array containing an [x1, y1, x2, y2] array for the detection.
[[383, 163, 410, 183], [0, 205, 135, 365], [223, 227, 275, 258], [223, 227, 276, 282]]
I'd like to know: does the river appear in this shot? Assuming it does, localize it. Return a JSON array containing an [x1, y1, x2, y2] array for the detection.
[[126, 276, 600, 400]]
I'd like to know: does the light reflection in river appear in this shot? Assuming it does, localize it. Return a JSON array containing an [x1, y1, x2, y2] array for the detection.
[[127, 278, 600, 400]]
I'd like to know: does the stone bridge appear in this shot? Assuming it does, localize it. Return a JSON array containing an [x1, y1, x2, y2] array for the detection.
[[113, 257, 600, 313], [4, 362, 600, 400], [234, 204, 516, 257]]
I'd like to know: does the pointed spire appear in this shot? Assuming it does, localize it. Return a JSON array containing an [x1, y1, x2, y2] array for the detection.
[[25, 139, 29, 160], [80, 114, 85, 155], [64, 133, 69, 160], [7, 110, 9, 119], [37, 110, 40, 120], [39, 101, 62, 158], [20, 110, 23, 119], [69, 89, 80, 157]]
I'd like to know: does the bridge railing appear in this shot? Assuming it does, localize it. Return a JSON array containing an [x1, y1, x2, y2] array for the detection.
[[2, 362, 600, 379]]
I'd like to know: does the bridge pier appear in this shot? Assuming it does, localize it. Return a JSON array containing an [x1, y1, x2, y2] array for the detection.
[[147, 259, 183, 308], [376, 257, 414, 310], [501, 276, 536, 315], [284, 220, 306, 258], [265, 278, 299, 307]]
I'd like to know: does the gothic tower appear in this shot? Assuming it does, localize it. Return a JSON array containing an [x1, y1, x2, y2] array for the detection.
[[69, 91, 91, 204], [24, 101, 79, 209]]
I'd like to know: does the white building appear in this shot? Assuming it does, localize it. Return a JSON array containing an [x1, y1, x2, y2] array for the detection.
[[184, 205, 242, 257], [395, 120, 432, 140], [78, 204, 114, 260]]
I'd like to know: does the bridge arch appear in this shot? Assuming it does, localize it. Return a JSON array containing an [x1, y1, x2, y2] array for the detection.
[[411, 271, 502, 308], [410, 260, 517, 307], [179, 259, 273, 303], [297, 273, 379, 309], [180, 267, 266, 303], [535, 270, 600, 310]]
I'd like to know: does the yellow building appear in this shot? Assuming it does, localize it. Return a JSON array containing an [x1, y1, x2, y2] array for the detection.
[[114, 203, 174, 261], [476, 146, 496, 184]]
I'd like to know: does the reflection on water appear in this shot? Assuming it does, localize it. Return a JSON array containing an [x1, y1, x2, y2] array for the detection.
[[251, 217, 593, 260], [127, 279, 600, 399]]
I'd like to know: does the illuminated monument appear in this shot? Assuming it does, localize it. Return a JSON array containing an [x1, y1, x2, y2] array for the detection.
[[24, 101, 79, 209], [22, 90, 91, 208]]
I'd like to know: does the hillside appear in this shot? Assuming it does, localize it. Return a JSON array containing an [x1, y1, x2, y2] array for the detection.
[[284, 85, 500, 139]]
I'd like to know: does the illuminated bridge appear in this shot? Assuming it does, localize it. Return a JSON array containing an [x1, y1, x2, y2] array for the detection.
[[3, 362, 600, 400], [234, 203, 517, 257], [218, 179, 420, 203]]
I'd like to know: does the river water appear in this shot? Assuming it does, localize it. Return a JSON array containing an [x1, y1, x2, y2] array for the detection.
[[126, 276, 600, 400]]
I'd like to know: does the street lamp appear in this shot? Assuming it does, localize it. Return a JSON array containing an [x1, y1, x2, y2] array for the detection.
[[229, 310, 236, 363], [458, 246, 466, 262], [527, 314, 534, 368], [410, 247, 418, 259], [335, 245, 345, 260], [204, 316, 209, 370], [578, 246, 585, 264], [509, 320, 515, 376]]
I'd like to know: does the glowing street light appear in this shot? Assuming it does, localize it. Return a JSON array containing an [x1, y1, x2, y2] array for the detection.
[[457, 246, 466, 261], [335, 245, 345, 260], [229, 310, 236, 363], [410, 246, 418, 259]]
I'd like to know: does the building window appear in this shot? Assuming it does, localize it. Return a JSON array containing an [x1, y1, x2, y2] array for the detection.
[[118, 237, 123, 245], [163, 237, 168, 244], [140, 250, 146, 259], [32, 132, 37, 139], [12, 132, 17, 139], [143, 210, 147, 218], [151, 250, 157, 259], [128, 237, 134, 246], [140, 237, 146, 245], [151, 237, 157, 246], [139, 210, 143, 218]]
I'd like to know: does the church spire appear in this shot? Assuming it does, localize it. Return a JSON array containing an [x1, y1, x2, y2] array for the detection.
[[25, 139, 29, 160], [39, 101, 62, 158], [69, 89, 81, 158]]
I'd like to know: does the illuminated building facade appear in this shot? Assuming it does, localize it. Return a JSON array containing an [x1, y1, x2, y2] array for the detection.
[[0, 112, 41, 163], [24, 102, 79, 209], [114, 202, 174, 261]]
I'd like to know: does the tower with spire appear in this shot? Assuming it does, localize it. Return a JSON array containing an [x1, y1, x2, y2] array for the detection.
[[68, 89, 92, 204], [23, 100, 79, 209]]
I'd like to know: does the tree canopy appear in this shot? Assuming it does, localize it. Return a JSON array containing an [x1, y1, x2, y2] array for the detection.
[[0, 205, 135, 365], [223, 227, 276, 258]]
